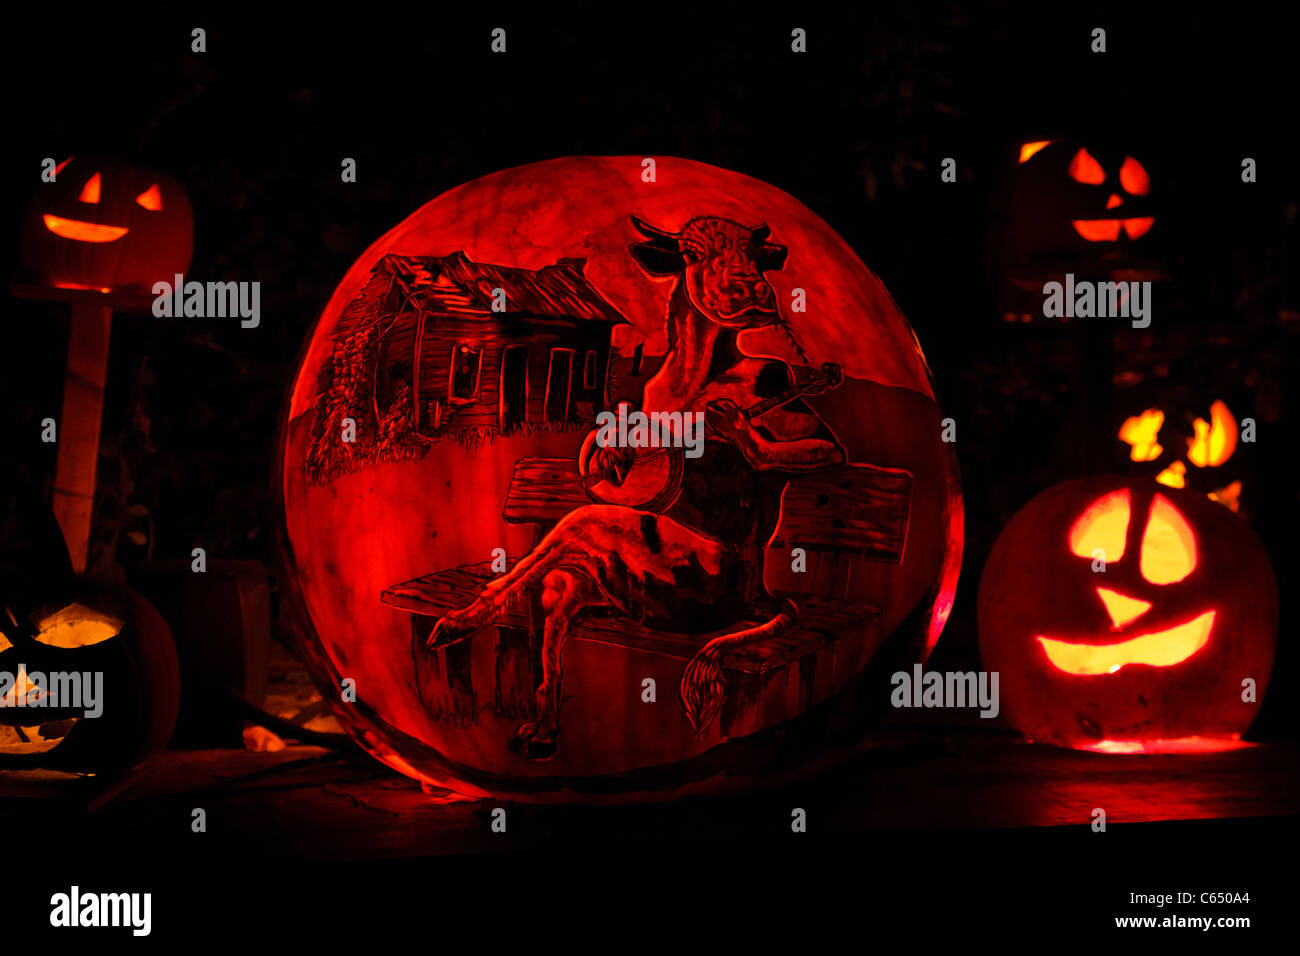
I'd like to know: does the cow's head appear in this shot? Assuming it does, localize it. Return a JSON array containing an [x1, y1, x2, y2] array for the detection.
[[629, 216, 787, 329]]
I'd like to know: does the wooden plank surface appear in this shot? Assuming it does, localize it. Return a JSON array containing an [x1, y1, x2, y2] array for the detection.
[[9, 734, 1294, 861], [770, 463, 912, 562], [504, 457, 589, 523]]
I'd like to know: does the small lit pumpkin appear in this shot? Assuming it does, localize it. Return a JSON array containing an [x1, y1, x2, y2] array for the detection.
[[20, 155, 193, 294], [990, 137, 1164, 321], [0, 583, 181, 773], [978, 477, 1276, 751], [1, 480, 180, 773]]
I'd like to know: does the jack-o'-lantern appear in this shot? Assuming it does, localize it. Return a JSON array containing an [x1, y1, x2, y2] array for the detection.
[[276, 155, 962, 801], [20, 155, 193, 294], [0, 585, 180, 773], [978, 477, 1276, 751], [991, 137, 1164, 320], [1118, 399, 1246, 512], [1, 480, 180, 773]]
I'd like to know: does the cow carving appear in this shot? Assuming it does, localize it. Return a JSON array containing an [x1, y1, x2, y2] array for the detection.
[[424, 216, 846, 758]]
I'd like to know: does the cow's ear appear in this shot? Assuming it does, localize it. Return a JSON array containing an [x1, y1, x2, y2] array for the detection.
[[629, 242, 684, 276], [757, 242, 788, 272]]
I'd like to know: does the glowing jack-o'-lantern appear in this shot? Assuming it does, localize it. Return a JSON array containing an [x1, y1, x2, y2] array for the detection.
[[1015, 139, 1155, 243], [0, 582, 180, 773], [978, 477, 1276, 752], [991, 137, 1163, 316], [20, 156, 193, 294], [1, 484, 180, 773], [1118, 399, 1244, 512]]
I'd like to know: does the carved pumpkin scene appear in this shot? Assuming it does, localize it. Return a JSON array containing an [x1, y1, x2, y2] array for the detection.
[[1, 6, 1295, 941]]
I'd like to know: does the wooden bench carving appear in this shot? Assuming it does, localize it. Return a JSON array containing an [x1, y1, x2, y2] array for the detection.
[[382, 456, 912, 738]]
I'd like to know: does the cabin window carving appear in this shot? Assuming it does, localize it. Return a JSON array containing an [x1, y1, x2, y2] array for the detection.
[[450, 343, 483, 404]]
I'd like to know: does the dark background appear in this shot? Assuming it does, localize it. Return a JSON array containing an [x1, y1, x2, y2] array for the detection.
[[2, 3, 1298, 928]]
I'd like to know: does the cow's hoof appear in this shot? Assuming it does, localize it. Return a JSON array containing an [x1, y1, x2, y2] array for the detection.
[[509, 721, 557, 760], [425, 603, 490, 650]]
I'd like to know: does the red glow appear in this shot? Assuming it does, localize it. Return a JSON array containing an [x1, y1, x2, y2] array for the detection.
[[1119, 156, 1151, 196], [1037, 610, 1215, 675], [53, 281, 112, 293], [54, 157, 74, 177], [1018, 140, 1053, 163], [1105, 193, 1124, 210], [1122, 216, 1154, 239], [42, 214, 128, 243], [1071, 217, 1155, 241], [136, 183, 163, 211], [1067, 148, 1106, 184], [78, 171, 101, 204], [1072, 218, 1121, 241], [1084, 735, 1251, 755]]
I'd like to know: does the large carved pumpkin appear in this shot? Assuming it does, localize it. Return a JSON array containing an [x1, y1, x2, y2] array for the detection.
[[978, 477, 1276, 751], [276, 156, 962, 801], [20, 155, 193, 293]]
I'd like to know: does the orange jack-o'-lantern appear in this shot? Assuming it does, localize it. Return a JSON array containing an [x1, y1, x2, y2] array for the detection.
[[1, 481, 180, 773], [978, 477, 1276, 752], [20, 156, 193, 294], [1118, 399, 1246, 512], [991, 138, 1163, 313]]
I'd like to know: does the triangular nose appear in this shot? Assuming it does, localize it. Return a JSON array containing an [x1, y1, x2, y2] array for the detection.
[[1096, 586, 1151, 629], [1106, 193, 1124, 210]]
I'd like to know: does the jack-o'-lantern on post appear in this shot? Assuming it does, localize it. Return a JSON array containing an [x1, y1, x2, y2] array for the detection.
[[14, 155, 194, 574], [978, 477, 1276, 752], [20, 155, 193, 295], [276, 155, 963, 801]]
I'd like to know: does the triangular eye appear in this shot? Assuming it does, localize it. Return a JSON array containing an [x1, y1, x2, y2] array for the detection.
[[1140, 494, 1197, 584], [136, 183, 163, 211], [1018, 140, 1054, 163], [78, 172, 101, 203], [1119, 156, 1151, 196], [54, 157, 75, 177], [1067, 149, 1106, 185], [1069, 489, 1130, 562]]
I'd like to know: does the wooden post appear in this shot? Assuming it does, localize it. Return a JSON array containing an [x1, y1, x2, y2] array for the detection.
[[52, 304, 113, 572]]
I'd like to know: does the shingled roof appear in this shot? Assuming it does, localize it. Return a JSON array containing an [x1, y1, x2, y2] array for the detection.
[[381, 252, 628, 325]]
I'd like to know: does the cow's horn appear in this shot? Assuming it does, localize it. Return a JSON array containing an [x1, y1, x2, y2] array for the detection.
[[631, 215, 679, 244]]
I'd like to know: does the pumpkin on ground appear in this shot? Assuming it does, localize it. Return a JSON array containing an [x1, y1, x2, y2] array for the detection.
[[978, 476, 1276, 751], [1, 477, 180, 773]]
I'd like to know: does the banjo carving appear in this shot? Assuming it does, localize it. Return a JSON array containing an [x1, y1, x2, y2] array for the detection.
[[578, 362, 844, 512]]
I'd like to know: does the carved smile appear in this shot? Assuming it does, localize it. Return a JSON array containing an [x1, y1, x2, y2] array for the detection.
[[1072, 217, 1155, 242], [1036, 609, 1215, 676], [43, 214, 129, 243]]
